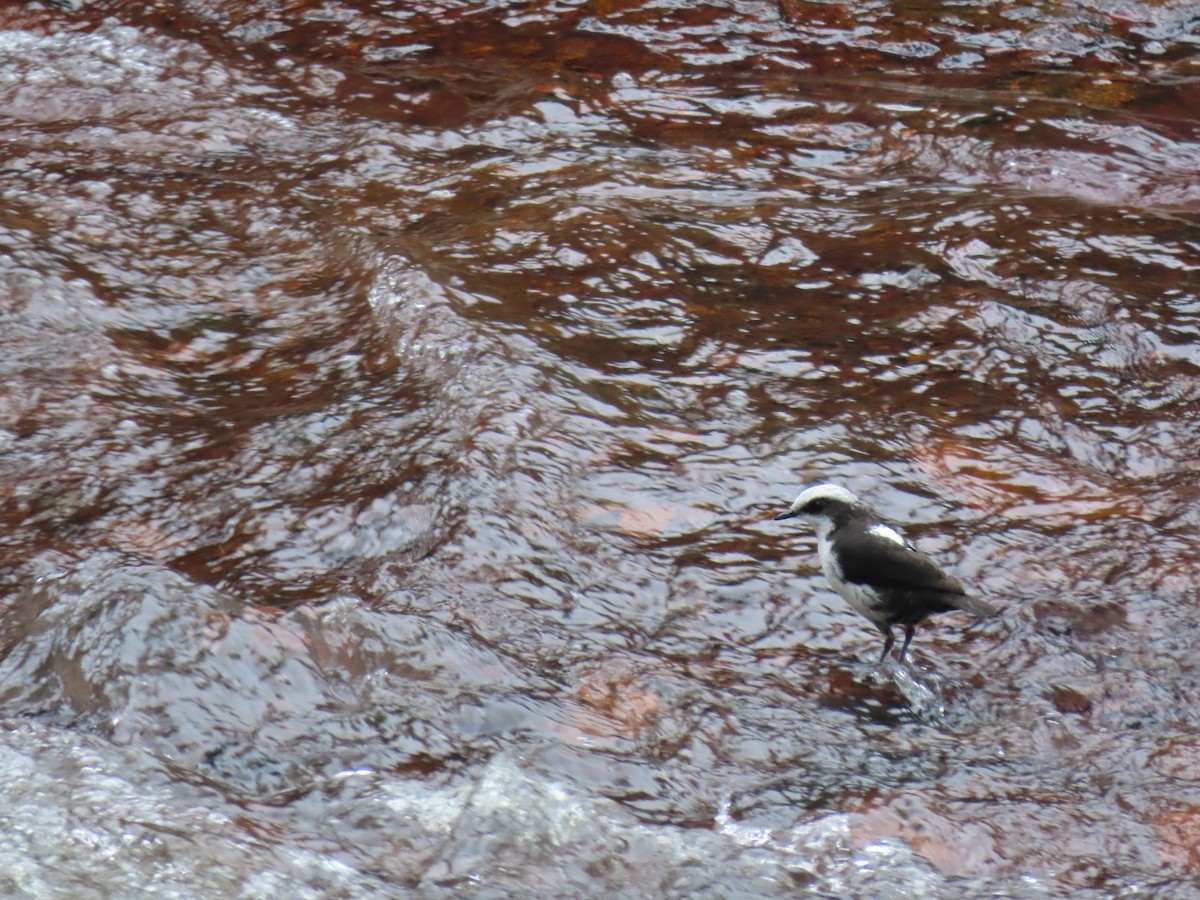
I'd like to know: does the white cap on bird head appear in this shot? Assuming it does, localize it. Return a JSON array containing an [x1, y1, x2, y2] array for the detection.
[[776, 483, 860, 520]]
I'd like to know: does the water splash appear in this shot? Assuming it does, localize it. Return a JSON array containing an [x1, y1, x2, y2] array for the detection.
[[888, 663, 949, 721]]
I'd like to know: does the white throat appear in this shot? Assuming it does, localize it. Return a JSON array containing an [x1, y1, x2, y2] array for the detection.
[[808, 516, 836, 542]]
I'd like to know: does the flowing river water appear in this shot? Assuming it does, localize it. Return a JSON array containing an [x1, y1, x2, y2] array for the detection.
[[1, 0, 1200, 896]]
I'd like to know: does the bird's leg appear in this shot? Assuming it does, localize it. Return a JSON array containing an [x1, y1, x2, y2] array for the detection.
[[898, 623, 916, 664], [877, 625, 895, 665]]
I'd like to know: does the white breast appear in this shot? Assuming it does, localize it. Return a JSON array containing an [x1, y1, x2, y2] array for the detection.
[[815, 530, 887, 624]]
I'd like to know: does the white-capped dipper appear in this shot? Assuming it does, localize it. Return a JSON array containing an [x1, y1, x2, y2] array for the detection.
[[774, 483, 996, 663]]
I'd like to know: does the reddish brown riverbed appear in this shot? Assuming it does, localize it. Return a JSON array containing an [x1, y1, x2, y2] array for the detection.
[[1, 0, 1199, 895]]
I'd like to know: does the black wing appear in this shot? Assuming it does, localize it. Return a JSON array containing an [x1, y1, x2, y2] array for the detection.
[[834, 528, 966, 596]]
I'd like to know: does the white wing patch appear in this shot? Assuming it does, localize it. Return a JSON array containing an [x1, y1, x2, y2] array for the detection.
[[869, 523, 912, 549]]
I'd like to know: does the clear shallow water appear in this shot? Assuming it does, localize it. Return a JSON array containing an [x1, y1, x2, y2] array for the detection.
[[0, 0, 1199, 895]]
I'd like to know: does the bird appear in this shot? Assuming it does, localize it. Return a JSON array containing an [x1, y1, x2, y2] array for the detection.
[[774, 483, 996, 664]]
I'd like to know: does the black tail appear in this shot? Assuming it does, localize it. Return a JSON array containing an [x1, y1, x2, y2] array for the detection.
[[951, 593, 997, 618]]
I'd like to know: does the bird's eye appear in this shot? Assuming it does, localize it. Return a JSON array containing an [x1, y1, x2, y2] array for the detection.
[[804, 498, 826, 513]]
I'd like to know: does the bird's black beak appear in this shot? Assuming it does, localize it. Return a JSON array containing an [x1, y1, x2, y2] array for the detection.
[[774, 510, 797, 521]]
